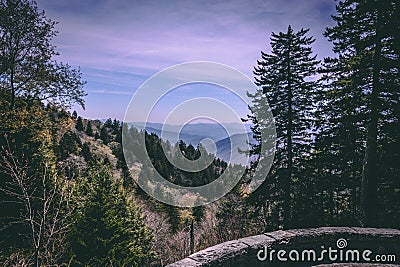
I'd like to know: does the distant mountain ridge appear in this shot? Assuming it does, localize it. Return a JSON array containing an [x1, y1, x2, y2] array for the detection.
[[214, 132, 256, 165], [127, 122, 256, 165]]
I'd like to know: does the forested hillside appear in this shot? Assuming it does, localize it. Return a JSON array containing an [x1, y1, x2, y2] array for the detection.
[[0, 0, 398, 266]]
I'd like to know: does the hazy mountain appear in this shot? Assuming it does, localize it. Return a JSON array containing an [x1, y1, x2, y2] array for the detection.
[[214, 132, 256, 165], [128, 122, 252, 142], [128, 122, 255, 165], [143, 126, 205, 145]]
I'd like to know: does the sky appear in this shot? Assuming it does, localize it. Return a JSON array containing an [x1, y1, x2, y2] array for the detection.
[[37, 0, 337, 123]]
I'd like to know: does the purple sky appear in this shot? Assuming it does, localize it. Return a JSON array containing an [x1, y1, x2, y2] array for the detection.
[[37, 0, 337, 123]]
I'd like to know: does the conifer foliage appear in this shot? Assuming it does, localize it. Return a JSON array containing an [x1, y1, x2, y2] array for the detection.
[[323, 0, 399, 227], [70, 164, 154, 266], [249, 26, 320, 229], [246, 1, 399, 230]]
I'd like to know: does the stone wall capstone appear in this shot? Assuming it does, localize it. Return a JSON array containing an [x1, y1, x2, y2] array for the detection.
[[166, 227, 400, 267]]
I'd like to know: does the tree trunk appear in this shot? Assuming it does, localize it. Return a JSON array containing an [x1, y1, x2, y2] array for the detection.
[[9, 69, 15, 111], [361, 8, 382, 227], [284, 32, 293, 229], [189, 219, 194, 255]]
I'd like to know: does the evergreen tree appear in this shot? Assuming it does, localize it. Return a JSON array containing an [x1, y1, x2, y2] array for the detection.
[[72, 110, 78, 119], [192, 206, 204, 223], [249, 26, 320, 229], [70, 164, 155, 266], [56, 131, 81, 160], [76, 116, 84, 131], [100, 126, 110, 145], [104, 118, 113, 128], [324, 0, 399, 227], [85, 120, 94, 136], [81, 142, 92, 163], [314, 57, 364, 226], [112, 119, 121, 133]]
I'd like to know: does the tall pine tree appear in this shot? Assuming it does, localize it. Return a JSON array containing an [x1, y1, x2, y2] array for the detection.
[[85, 120, 94, 136], [324, 0, 399, 227], [249, 26, 320, 229], [76, 116, 84, 131]]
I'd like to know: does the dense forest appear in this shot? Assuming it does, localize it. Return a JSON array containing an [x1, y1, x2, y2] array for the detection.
[[0, 0, 398, 266]]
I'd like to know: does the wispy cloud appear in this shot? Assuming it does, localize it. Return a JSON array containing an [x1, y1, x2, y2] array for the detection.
[[38, 0, 337, 121], [86, 89, 134, 96], [40, 0, 336, 74]]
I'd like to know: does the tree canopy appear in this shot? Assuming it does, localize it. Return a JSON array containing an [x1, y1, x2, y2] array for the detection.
[[0, 0, 86, 110]]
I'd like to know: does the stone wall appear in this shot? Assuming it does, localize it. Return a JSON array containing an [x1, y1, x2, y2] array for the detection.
[[167, 227, 400, 267]]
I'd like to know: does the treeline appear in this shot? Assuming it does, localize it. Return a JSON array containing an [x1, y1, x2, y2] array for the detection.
[[241, 0, 399, 232], [142, 134, 228, 187]]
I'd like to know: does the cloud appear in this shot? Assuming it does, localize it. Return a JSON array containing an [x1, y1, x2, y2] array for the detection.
[[37, 0, 337, 121], [39, 0, 336, 73], [86, 89, 134, 95]]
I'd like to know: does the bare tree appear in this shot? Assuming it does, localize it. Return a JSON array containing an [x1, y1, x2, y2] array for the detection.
[[0, 138, 76, 266]]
